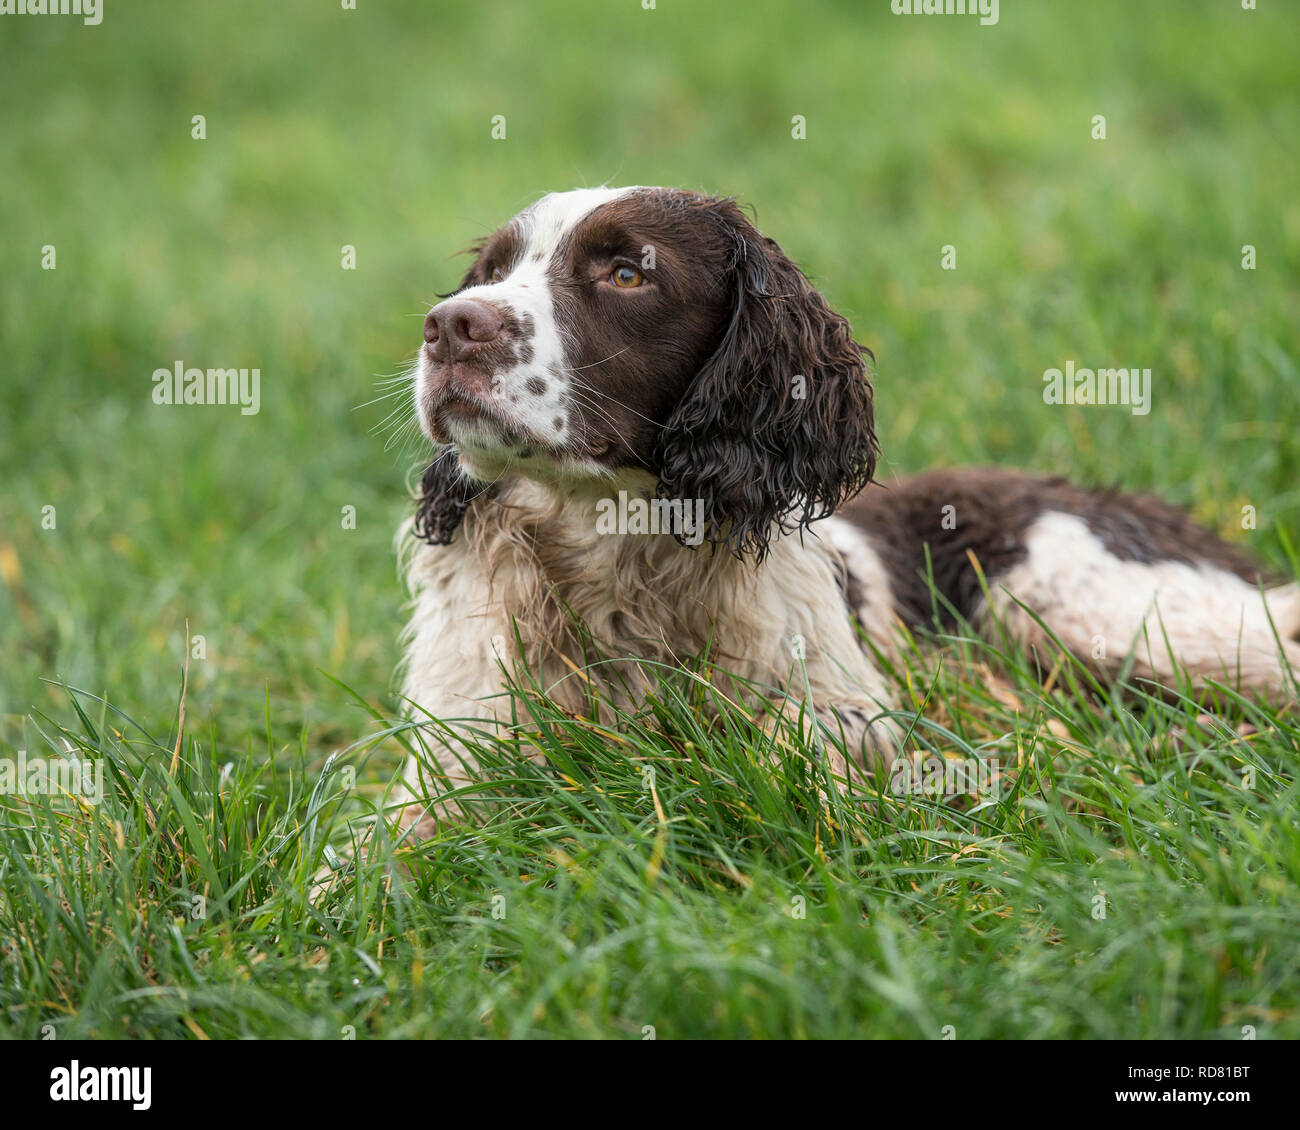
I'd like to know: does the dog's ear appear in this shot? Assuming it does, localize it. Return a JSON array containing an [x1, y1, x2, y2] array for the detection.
[[413, 447, 494, 545], [653, 199, 877, 561]]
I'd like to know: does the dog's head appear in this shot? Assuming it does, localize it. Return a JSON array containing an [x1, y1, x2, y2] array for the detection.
[[413, 186, 876, 559]]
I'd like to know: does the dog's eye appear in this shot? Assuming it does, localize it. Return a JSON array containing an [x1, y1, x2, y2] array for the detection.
[[610, 265, 644, 289], [488, 265, 504, 284]]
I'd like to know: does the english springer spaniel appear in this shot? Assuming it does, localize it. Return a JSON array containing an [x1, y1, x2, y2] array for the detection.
[[394, 185, 1299, 838]]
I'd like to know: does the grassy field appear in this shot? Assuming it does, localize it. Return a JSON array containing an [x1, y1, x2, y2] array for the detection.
[[2, 0, 1299, 1039]]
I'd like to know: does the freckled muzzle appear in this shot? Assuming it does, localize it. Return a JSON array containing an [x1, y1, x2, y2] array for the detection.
[[418, 293, 556, 455]]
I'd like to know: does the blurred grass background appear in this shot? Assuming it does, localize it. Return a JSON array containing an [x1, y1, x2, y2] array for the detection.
[[1, 0, 1297, 739]]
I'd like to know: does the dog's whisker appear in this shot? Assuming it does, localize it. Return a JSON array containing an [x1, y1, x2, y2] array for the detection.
[[558, 347, 630, 373], [569, 384, 665, 430]]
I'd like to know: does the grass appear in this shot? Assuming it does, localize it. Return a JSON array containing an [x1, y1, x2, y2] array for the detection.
[[1, 0, 1299, 1039]]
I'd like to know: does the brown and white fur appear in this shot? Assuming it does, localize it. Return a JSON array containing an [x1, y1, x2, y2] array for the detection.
[[392, 186, 1299, 840]]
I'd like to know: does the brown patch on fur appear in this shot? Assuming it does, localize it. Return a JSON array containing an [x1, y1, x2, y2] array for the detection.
[[543, 190, 740, 473], [839, 467, 1271, 628]]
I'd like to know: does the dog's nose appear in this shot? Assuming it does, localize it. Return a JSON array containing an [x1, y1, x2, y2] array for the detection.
[[424, 298, 504, 360]]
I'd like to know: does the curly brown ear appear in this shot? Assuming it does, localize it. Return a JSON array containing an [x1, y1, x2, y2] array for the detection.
[[653, 199, 877, 561], [412, 447, 495, 545]]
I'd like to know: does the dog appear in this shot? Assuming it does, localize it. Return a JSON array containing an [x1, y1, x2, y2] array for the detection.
[[391, 185, 1299, 840]]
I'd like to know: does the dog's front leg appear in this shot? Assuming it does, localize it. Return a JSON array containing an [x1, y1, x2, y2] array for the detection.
[[780, 612, 903, 791], [387, 533, 543, 844]]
